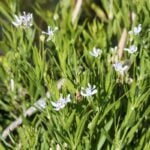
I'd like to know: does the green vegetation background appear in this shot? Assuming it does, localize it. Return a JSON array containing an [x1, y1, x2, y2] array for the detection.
[[0, 0, 150, 149]]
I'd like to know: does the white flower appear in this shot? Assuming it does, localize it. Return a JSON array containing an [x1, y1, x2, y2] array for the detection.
[[89, 47, 102, 57], [129, 24, 142, 35], [133, 24, 142, 35], [113, 62, 129, 75], [51, 94, 71, 111], [12, 12, 33, 28], [42, 26, 58, 41], [81, 83, 97, 97], [124, 45, 137, 54]]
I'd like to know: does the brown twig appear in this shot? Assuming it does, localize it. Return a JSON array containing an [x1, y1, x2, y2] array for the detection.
[[1, 79, 65, 140], [1, 98, 46, 139], [117, 11, 136, 61], [72, 0, 83, 24], [117, 28, 128, 60]]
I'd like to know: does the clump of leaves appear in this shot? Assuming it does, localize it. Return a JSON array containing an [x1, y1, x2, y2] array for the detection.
[[0, 0, 150, 149]]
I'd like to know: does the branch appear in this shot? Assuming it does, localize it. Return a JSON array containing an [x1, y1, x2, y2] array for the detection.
[[72, 0, 83, 24], [117, 28, 128, 60], [1, 78, 65, 140]]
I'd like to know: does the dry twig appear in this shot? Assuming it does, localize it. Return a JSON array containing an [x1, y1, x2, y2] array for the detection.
[[72, 0, 83, 24], [1, 98, 46, 139], [117, 28, 128, 60], [1, 79, 65, 140]]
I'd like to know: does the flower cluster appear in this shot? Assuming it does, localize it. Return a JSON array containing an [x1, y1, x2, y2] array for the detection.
[[42, 26, 58, 41], [113, 62, 129, 75], [81, 83, 97, 97], [12, 12, 33, 28], [89, 47, 102, 57], [50, 83, 97, 111], [51, 94, 71, 111], [122, 24, 141, 56]]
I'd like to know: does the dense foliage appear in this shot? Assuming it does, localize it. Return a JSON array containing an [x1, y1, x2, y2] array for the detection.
[[0, 0, 150, 149]]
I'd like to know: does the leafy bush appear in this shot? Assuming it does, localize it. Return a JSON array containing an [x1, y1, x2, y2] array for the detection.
[[0, 0, 150, 149]]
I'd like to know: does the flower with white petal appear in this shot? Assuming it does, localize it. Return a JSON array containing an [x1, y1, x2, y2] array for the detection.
[[113, 62, 129, 75], [89, 47, 102, 57], [129, 24, 142, 35], [124, 45, 137, 54], [51, 94, 70, 111], [42, 26, 58, 41], [133, 24, 142, 35], [81, 83, 97, 97], [12, 12, 33, 28]]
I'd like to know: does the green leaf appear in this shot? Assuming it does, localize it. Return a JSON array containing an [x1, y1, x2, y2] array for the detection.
[[97, 118, 113, 150], [88, 111, 100, 137], [74, 111, 92, 149], [64, 110, 76, 130]]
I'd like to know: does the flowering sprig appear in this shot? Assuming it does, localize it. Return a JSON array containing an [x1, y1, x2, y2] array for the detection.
[[42, 26, 58, 41], [89, 47, 102, 57], [124, 45, 137, 54], [81, 83, 97, 97], [113, 62, 129, 75], [12, 12, 33, 28], [51, 94, 70, 111]]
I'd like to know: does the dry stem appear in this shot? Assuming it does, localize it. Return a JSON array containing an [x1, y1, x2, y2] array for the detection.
[[72, 0, 83, 24]]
